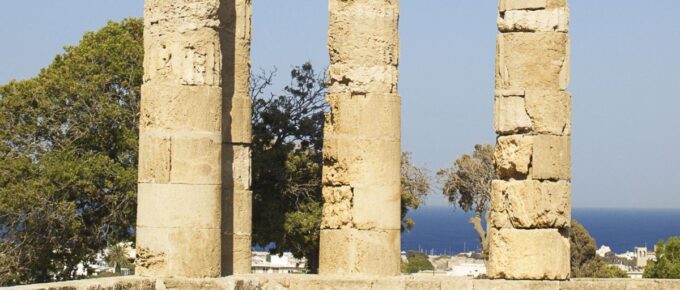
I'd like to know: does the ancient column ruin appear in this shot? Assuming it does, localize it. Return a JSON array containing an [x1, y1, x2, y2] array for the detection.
[[136, 0, 252, 277], [319, 0, 402, 275], [489, 0, 572, 279]]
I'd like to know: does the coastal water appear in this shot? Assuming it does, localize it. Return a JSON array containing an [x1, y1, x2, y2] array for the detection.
[[401, 207, 680, 254]]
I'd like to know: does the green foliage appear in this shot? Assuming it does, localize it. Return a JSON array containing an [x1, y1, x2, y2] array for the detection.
[[0, 19, 142, 286], [401, 251, 434, 274], [401, 152, 431, 232], [105, 244, 133, 274], [570, 220, 628, 278], [437, 144, 495, 255], [644, 237, 680, 279], [250, 64, 431, 272], [250, 63, 327, 273]]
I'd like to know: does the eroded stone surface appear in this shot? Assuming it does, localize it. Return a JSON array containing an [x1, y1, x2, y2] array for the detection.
[[496, 32, 570, 90], [488, 228, 570, 279], [494, 94, 532, 135], [495, 135, 533, 179], [492, 0, 572, 280], [490, 180, 571, 229], [531, 135, 571, 180], [499, 0, 567, 12], [321, 0, 401, 276], [499, 8, 569, 32], [319, 229, 400, 276], [525, 90, 572, 136]]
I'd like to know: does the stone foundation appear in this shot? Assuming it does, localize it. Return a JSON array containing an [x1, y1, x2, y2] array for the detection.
[[8, 276, 680, 290]]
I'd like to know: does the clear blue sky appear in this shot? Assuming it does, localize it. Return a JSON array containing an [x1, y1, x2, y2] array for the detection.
[[1, 1, 678, 209]]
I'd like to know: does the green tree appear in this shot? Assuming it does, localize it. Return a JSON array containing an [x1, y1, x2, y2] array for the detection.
[[570, 220, 628, 278], [401, 251, 434, 274], [401, 152, 431, 231], [437, 144, 495, 255], [0, 19, 142, 285], [250, 64, 430, 272], [644, 237, 680, 279], [104, 244, 132, 274]]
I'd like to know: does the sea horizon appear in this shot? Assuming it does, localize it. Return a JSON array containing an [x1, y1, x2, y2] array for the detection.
[[401, 206, 680, 255]]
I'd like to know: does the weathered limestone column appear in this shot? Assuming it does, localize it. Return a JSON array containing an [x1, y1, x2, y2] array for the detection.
[[489, 0, 572, 280], [319, 0, 401, 276], [136, 0, 252, 277]]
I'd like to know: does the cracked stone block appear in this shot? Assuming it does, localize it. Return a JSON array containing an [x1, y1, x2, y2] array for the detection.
[[494, 94, 532, 135], [490, 180, 571, 229], [137, 183, 222, 229], [487, 228, 570, 279], [319, 229, 400, 276], [322, 138, 400, 188], [495, 135, 533, 179], [144, 28, 223, 86], [496, 32, 570, 90], [321, 186, 354, 229], [525, 90, 572, 136], [328, 64, 398, 95], [498, 8, 569, 32], [531, 135, 571, 180], [136, 226, 222, 277], [499, 0, 567, 12], [329, 0, 399, 67], [138, 133, 171, 183]]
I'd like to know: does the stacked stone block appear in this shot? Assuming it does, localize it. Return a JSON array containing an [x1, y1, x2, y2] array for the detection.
[[136, 0, 252, 277], [319, 0, 401, 276], [489, 0, 572, 280]]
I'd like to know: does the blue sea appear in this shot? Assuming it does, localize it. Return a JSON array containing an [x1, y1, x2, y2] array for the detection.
[[401, 207, 680, 254]]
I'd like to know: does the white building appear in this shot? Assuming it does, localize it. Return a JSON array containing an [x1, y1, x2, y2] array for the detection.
[[251, 251, 307, 274], [596, 245, 612, 257]]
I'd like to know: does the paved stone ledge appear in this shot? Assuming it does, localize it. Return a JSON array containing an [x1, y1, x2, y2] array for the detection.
[[5, 275, 680, 290]]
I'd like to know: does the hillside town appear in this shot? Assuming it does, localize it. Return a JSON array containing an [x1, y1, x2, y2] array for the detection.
[[77, 244, 656, 279], [403, 245, 657, 279]]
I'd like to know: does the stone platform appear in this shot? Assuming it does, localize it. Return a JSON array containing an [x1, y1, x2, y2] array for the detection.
[[5, 275, 680, 290]]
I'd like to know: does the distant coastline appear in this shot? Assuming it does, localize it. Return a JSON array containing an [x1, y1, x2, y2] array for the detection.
[[401, 207, 680, 254]]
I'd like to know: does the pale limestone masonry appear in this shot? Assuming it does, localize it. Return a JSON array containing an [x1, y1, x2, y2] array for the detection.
[[10, 276, 680, 290], [489, 0, 572, 280], [319, 0, 401, 275], [137, 0, 253, 277]]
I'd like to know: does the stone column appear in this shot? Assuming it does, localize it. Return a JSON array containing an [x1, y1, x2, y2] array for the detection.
[[136, 0, 252, 277], [489, 0, 572, 280], [319, 0, 401, 276]]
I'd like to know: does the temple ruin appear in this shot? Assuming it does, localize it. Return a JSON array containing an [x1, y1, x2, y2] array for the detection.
[[11, 0, 680, 289], [132, 0, 574, 281]]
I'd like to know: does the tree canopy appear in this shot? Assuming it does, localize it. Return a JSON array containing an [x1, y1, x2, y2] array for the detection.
[[570, 220, 628, 278], [437, 144, 495, 255], [0, 18, 432, 284], [644, 237, 680, 279], [401, 251, 434, 274], [250, 64, 431, 272], [0, 19, 142, 285]]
